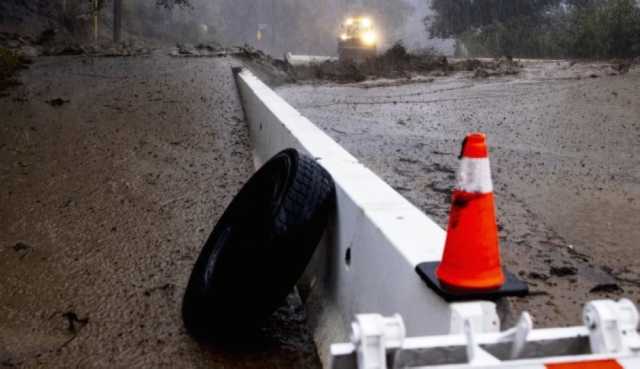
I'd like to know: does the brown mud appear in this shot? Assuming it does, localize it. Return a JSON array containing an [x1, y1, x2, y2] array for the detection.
[[0, 55, 320, 369]]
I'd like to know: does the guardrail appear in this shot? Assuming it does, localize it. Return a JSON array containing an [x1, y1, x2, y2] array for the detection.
[[285, 53, 338, 66]]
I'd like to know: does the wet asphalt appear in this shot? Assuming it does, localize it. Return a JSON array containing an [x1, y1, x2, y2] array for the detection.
[[277, 61, 640, 328], [0, 55, 320, 368]]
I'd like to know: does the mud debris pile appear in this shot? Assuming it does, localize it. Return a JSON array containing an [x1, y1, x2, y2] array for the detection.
[[169, 42, 228, 57], [302, 45, 525, 83], [233, 45, 296, 86], [236, 43, 525, 85], [0, 30, 150, 58]]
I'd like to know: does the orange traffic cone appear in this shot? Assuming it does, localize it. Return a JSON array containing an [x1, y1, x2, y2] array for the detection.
[[436, 133, 505, 290], [415, 133, 527, 301]]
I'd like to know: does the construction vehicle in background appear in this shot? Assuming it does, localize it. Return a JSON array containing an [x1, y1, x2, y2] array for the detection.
[[338, 16, 377, 62]]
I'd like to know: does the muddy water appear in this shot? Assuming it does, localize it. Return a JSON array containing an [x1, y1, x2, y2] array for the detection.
[[277, 62, 640, 327], [0, 55, 319, 368]]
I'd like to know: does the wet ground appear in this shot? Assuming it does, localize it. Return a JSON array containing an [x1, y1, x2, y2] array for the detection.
[[0, 54, 319, 368], [277, 60, 640, 327]]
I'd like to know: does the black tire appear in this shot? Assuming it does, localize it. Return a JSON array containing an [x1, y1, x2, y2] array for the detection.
[[182, 148, 335, 340]]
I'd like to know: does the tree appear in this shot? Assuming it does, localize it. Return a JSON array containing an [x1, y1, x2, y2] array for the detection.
[[427, 0, 640, 58], [565, 0, 640, 57], [428, 0, 561, 39]]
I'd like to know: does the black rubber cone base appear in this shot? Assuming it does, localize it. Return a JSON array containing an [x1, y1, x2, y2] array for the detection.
[[415, 262, 528, 302]]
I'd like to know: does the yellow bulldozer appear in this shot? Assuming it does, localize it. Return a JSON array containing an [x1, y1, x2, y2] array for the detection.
[[338, 16, 378, 62]]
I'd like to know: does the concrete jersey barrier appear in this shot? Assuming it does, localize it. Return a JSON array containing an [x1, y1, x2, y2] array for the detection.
[[234, 67, 457, 365], [285, 52, 338, 66]]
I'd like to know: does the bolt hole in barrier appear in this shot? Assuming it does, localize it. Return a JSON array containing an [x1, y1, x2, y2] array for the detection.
[[181, 148, 336, 341], [344, 247, 351, 269]]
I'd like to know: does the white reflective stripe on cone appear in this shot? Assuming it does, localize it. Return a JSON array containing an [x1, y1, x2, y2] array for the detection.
[[456, 158, 493, 194]]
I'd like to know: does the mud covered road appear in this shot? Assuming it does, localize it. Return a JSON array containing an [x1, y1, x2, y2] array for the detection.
[[0, 55, 319, 368], [278, 61, 640, 327]]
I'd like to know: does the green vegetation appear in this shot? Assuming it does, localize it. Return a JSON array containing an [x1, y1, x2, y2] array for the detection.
[[429, 0, 640, 58], [565, 0, 640, 58]]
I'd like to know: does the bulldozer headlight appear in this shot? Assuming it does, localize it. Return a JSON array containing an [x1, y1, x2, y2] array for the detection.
[[361, 31, 377, 46], [360, 17, 372, 28], [345, 18, 354, 26], [340, 33, 349, 41]]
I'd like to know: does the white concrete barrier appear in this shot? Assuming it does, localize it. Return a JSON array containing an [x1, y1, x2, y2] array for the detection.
[[285, 52, 338, 66], [234, 68, 455, 365]]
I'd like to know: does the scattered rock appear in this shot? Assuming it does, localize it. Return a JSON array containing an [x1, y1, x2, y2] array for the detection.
[[427, 181, 451, 195], [428, 163, 456, 174], [611, 59, 631, 74], [11, 242, 32, 259], [398, 157, 419, 164], [143, 283, 175, 296], [62, 311, 89, 334], [12, 242, 30, 251], [550, 265, 578, 277], [528, 271, 550, 281], [170, 42, 229, 58], [46, 98, 70, 107], [473, 68, 490, 79], [590, 283, 622, 293], [469, 57, 521, 79]]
